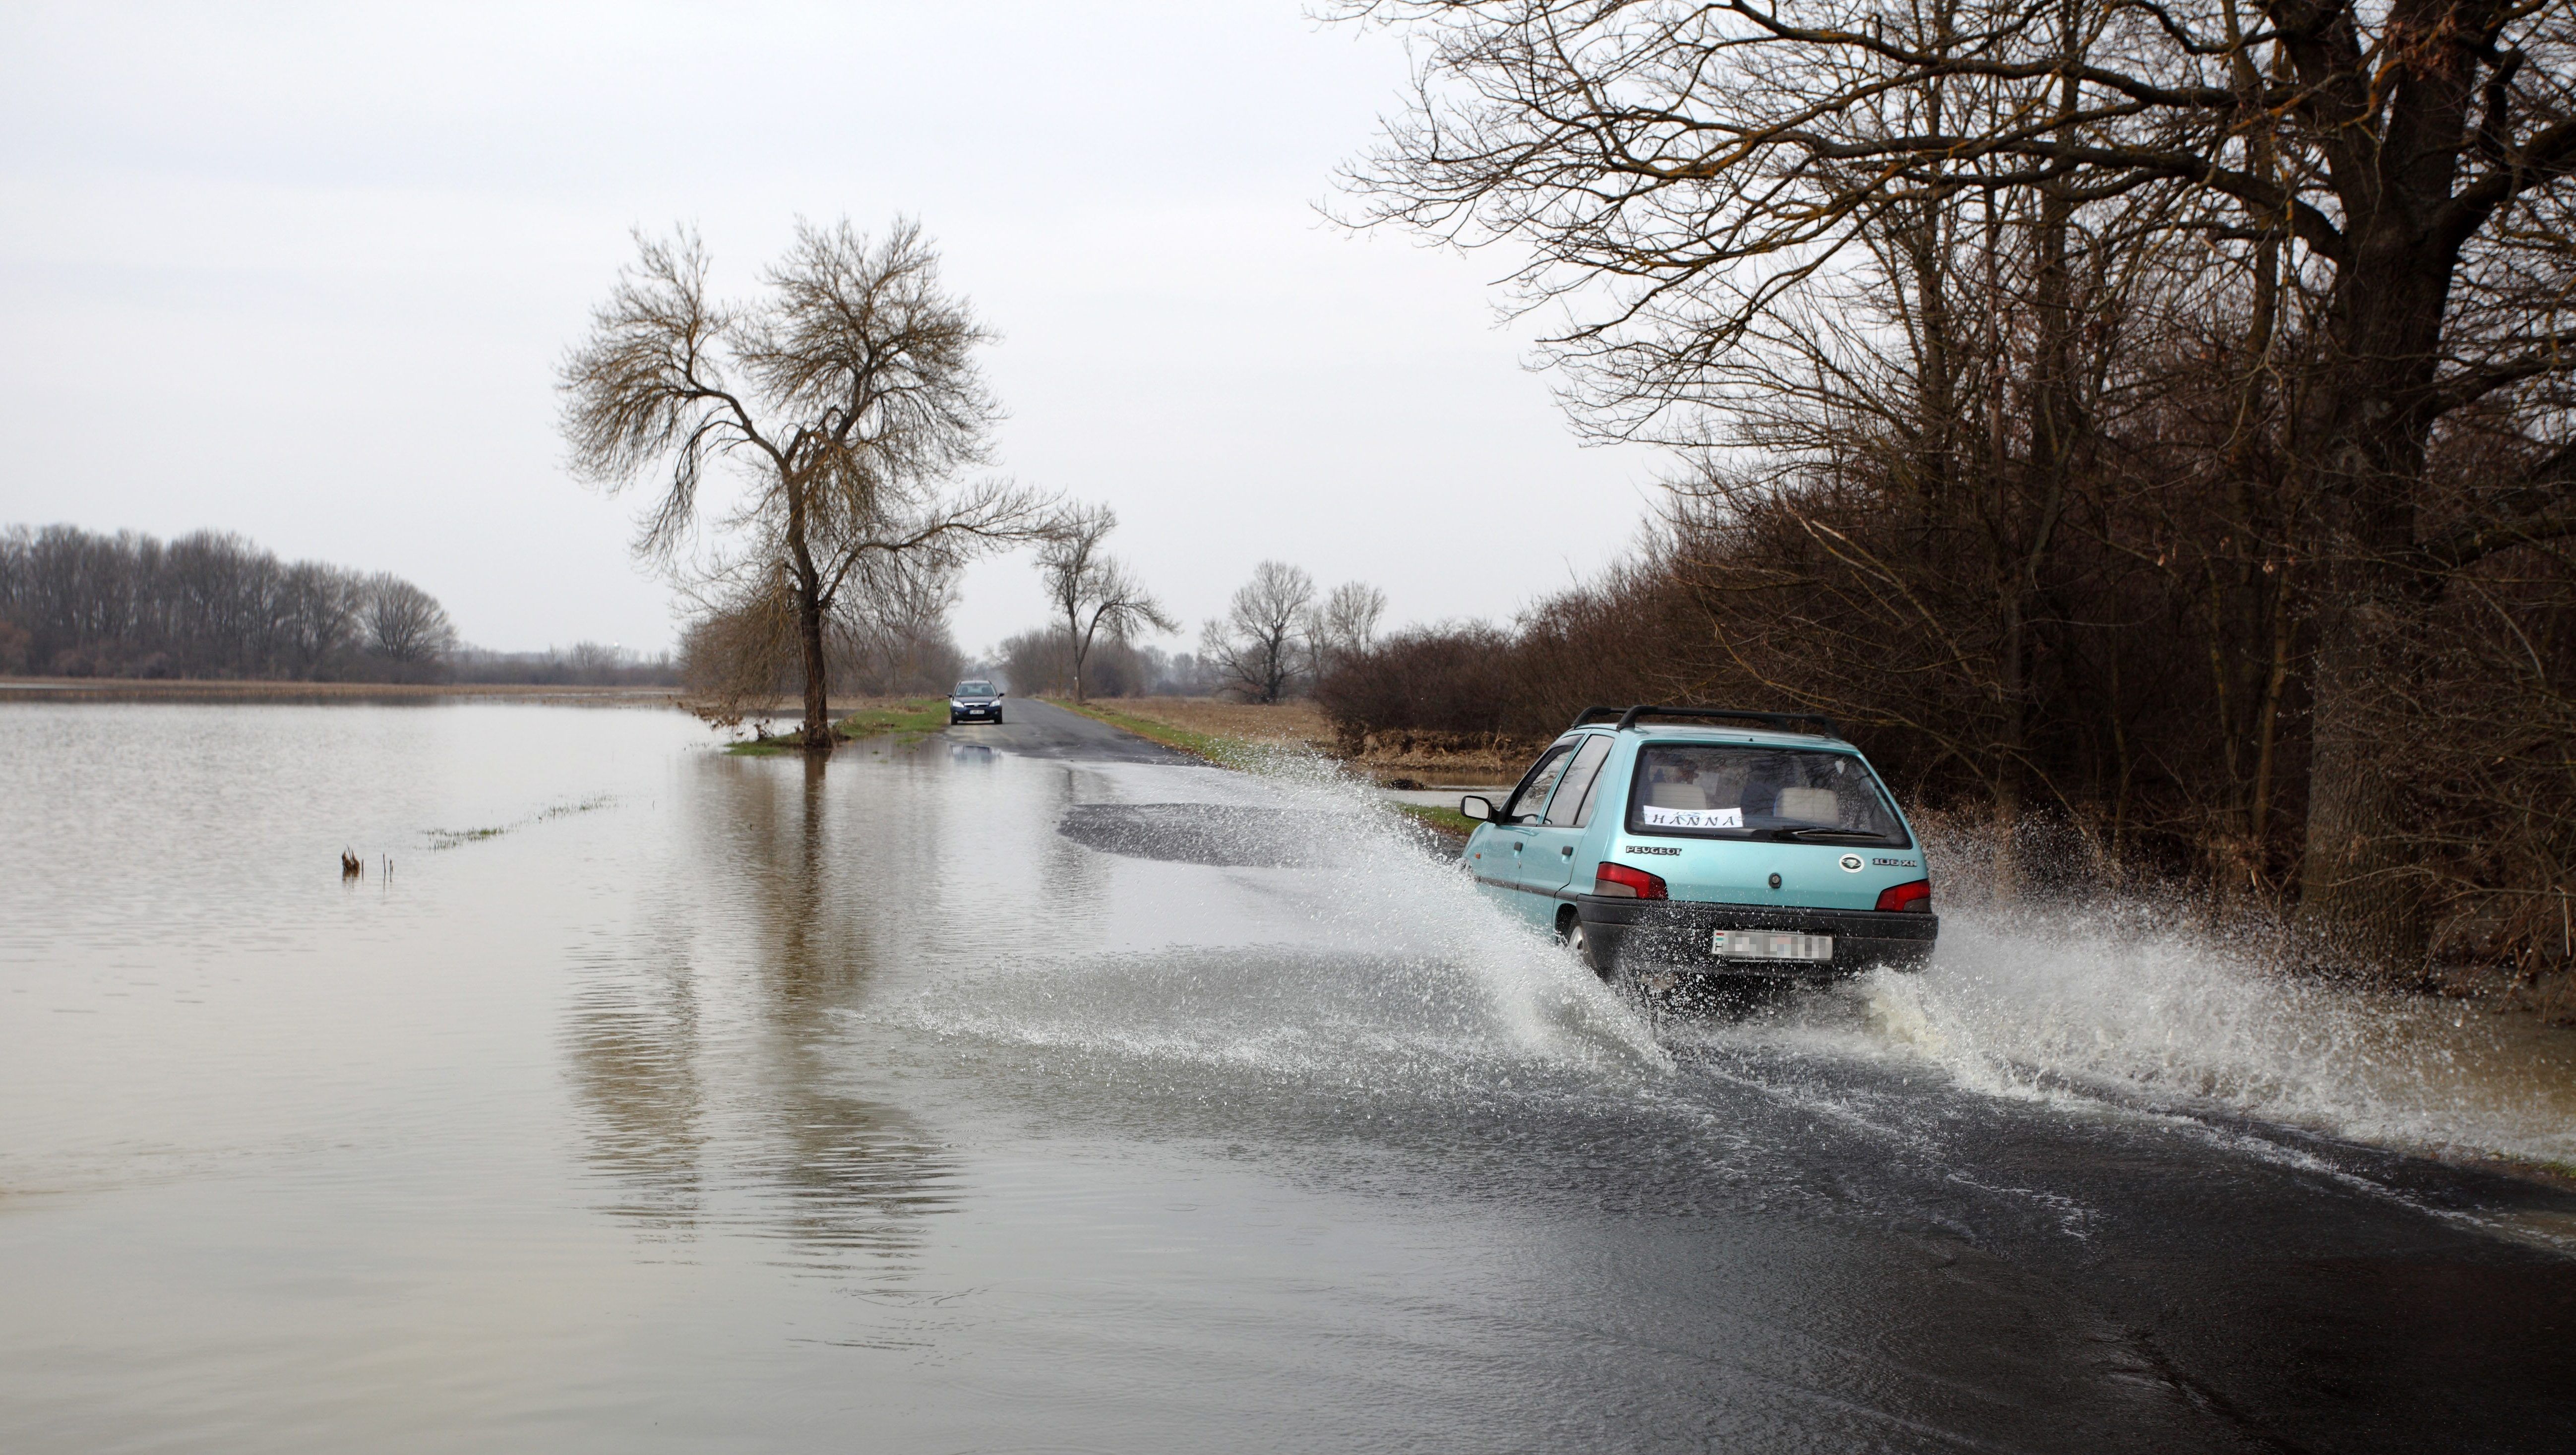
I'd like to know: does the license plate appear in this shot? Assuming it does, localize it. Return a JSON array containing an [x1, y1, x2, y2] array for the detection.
[[1712, 930, 1834, 961]]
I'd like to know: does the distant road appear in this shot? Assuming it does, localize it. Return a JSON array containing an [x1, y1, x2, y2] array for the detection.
[[942, 696, 1196, 765]]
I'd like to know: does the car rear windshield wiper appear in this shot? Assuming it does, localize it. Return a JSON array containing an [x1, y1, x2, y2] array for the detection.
[[1774, 827, 1890, 843]]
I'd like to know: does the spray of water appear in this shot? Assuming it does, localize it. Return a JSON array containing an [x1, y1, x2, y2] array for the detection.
[[901, 744, 1667, 1098], [1851, 903, 2576, 1165], [1240, 744, 1668, 1074], [922, 743, 2573, 1170]]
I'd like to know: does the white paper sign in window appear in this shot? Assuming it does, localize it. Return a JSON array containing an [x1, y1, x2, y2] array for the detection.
[[1640, 804, 1743, 830]]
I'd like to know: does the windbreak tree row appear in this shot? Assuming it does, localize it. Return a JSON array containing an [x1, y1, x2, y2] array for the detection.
[[0, 524, 457, 681], [1333, 0, 2576, 981], [991, 556, 1386, 703], [991, 632, 1221, 699]]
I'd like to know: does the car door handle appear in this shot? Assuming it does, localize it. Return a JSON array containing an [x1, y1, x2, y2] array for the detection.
[[1560, 846, 1573, 855]]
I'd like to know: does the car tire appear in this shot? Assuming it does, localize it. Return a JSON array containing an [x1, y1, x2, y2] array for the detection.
[[1563, 917, 1610, 980], [994, 714, 1003, 725]]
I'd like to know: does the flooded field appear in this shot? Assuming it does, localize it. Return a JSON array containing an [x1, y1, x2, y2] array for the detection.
[[2, 699, 2572, 1452]]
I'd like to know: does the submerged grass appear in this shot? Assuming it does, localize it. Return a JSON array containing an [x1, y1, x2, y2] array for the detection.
[[726, 698, 949, 755], [424, 794, 614, 849]]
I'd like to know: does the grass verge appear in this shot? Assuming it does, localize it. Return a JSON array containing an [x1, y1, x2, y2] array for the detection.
[[1056, 698, 1477, 844], [1050, 699, 1255, 766], [727, 699, 949, 755], [1392, 801, 1477, 840]]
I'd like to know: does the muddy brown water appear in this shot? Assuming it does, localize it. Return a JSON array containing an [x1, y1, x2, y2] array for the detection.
[[2, 698, 2572, 1453]]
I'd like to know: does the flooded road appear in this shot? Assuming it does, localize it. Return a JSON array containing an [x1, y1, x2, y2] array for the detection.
[[2, 698, 2573, 1452]]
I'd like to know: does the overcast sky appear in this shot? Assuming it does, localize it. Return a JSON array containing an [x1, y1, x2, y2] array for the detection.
[[0, 2, 1662, 659]]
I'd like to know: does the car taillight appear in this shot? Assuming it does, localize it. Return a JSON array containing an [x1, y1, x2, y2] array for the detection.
[[1875, 879, 1932, 912], [1594, 862, 1667, 900]]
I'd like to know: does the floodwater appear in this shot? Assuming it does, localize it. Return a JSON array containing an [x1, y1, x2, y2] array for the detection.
[[2, 698, 2572, 1453]]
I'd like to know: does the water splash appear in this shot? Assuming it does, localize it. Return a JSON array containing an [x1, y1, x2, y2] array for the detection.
[[1853, 903, 2576, 1166], [929, 740, 2573, 1170], [1213, 744, 1670, 1076], [903, 744, 1666, 1091]]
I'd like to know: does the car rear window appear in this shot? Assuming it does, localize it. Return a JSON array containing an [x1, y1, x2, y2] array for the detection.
[[1627, 743, 1909, 845]]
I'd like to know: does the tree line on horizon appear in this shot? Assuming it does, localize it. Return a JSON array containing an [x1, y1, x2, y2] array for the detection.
[[0, 524, 461, 682], [0, 524, 676, 687]]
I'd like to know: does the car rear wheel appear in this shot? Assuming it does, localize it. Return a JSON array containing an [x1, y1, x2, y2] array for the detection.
[[1561, 916, 1610, 980]]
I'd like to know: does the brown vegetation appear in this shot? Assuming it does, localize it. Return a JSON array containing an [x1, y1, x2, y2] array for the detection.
[[1082, 696, 1337, 753], [1086, 696, 1522, 783], [676, 568, 964, 725], [1336, 0, 2576, 986]]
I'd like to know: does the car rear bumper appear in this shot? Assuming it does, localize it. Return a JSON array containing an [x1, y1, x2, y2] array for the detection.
[[1577, 895, 1937, 975]]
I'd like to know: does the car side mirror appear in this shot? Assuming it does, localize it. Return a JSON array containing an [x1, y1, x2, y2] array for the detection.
[[1459, 795, 1495, 822], [998, 690, 1006, 698]]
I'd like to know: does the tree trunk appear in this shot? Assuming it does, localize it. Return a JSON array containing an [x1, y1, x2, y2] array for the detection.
[[2293, 238, 2453, 979], [1069, 609, 1087, 704], [786, 479, 832, 753], [2287, 6, 2484, 980], [798, 587, 831, 751]]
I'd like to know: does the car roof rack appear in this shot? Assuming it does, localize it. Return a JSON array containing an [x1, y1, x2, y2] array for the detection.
[[1608, 705, 1843, 738], [1566, 705, 1627, 728]]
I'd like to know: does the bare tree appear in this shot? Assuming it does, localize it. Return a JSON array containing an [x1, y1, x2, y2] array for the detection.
[[1341, 0, 2576, 977], [839, 553, 968, 694], [1037, 503, 1177, 701], [564, 641, 624, 677], [277, 561, 361, 678], [363, 574, 457, 665], [1202, 560, 1315, 703], [1307, 580, 1388, 680], [560, 218, 1052, 749]]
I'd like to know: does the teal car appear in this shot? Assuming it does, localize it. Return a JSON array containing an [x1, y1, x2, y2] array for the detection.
[[1459, 706, 1936, 983]]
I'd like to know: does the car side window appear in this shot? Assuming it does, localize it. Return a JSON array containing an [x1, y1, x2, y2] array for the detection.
[[1545, 735, 1613, 827], [1504, 742, 1577, 820]]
